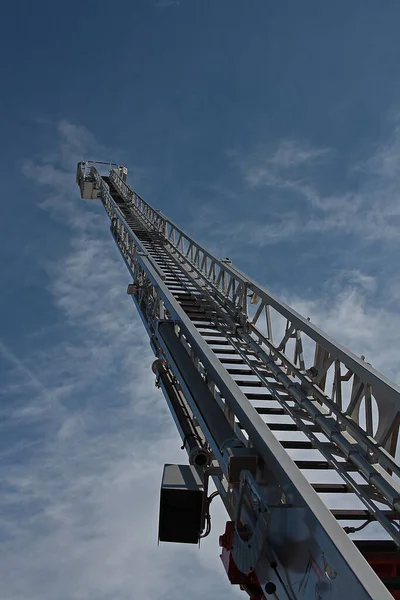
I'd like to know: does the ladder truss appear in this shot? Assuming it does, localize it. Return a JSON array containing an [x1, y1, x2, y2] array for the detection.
[[76, 161, 400, 600]]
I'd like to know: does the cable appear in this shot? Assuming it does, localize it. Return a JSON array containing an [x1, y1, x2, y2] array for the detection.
[[199, 491, 220, 538], [343, 519, 373, 534], [208, 491, 220, 503], [200, 514, 211, 538]]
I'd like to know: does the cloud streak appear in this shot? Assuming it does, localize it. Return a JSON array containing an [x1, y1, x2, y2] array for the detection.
[[231, 139, 331, 189], [218, 124, 400, 246], [0, 121, 241, 600], [11, 120, 399, 600], [285, 272, 400, 384]]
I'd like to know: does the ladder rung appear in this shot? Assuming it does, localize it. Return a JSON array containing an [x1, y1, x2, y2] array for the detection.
[[177, 300, 199, 306], [280, 440, 321, 450], [199, 331, 228, 337], [294, 460, 357, 470], [256, 407, 285, 415], [226, 366, 275, 376], [168, 285, 198, 290], [331, 509, 400, 521], [354, 540, 398, 553], [246, 392, 279, 400], [282, 440, 341, 452], [226, 368, 253, 375], [233, 379, 264, 387], [312, 483, 365, 493], [173, 293, 198, 298], [265, 422, 303, 431], [380, 578, 400, 590], [240, 421, 320, 433], [218, 357, 247, 365], [186, 316, 214, 323]]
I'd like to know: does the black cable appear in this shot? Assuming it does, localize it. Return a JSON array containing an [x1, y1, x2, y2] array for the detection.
[[208, 491, 220, 503], [200, 514, 211, 538], [343, 519, 372, 534], [199, 491, 220, 538]]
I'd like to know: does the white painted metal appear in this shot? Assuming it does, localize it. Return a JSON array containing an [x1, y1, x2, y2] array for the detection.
[[76, 162, 400, 600]]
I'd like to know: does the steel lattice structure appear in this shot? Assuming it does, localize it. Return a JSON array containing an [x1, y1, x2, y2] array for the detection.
[[76, 161, 400, 600]]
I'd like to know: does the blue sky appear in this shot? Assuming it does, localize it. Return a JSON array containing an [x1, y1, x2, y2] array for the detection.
[[1, 1, 400, 599]]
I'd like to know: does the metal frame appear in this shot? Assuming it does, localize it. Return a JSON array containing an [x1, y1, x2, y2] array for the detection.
[[109, 168, 400, 522], [76, 163, 400, 600], [110, 168, 400, 459]]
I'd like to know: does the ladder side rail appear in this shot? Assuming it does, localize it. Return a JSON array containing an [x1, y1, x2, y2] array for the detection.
[[120, 247, 394, 600], [110, 177, 400, 517], [110, 168, 400, 462], [109, 169, 166, 235], [109, 169, 249, 313], [98, 176, 238, 473], [103, 169, 400, 520], [239, 320, 400, 479], [110, 166, 400, 404]]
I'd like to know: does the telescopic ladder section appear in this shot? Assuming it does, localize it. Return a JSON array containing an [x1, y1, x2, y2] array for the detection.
[[76, 161, 400, 600]]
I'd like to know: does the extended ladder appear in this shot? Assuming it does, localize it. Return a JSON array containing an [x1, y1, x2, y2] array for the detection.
[[76, 161, 400, 600]]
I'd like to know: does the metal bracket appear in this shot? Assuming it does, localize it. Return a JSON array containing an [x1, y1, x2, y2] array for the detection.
[[231, 470, 271, 574]]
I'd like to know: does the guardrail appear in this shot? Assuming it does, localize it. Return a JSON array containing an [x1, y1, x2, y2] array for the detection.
[[108, 167, 400, 464]]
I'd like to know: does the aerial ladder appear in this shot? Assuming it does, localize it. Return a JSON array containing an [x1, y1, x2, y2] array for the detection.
[[76, 161, 400, 600]]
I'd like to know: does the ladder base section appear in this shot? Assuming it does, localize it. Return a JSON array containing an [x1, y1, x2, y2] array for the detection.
[[219, 521, 267, 600]]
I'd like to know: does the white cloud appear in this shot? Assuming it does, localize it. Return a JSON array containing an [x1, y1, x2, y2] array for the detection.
[[360, 122, 400, 180], [229, 139, 331, 189], [13, 120, 400, 600], [284, 274, 400, 383], [0, 122, 241, 600], [223, 122, 400, 245], [269, 140, 330, 169], [333, 269, 376, 293]]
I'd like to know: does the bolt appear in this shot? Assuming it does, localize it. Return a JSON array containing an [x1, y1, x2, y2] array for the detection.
[[265, 582, 277, 595]]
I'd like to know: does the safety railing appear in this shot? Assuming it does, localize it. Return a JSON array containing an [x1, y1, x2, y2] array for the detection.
[[108, 167, 400, 466]]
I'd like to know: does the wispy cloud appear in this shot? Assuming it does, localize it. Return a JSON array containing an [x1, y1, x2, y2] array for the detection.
[[0, 340, 53, 400], [230, 139, 331, 189], [359, 121, 400, 180], [285, 270, 400, 383], [214, 122, 400, 246], [13, 120, 399, 600], [0, 122, 241, 600]]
